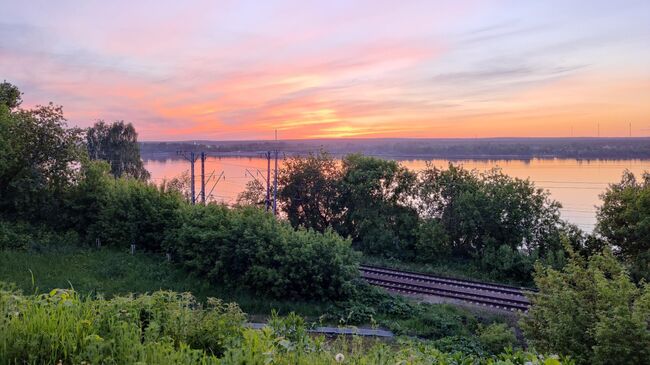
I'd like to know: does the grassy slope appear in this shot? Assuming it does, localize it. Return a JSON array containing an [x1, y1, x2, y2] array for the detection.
[[0, 245, 520, 350], [0, 245, 329, 318]]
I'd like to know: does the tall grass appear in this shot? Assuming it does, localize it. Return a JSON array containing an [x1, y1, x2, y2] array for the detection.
[[0, 285, 573, 365]]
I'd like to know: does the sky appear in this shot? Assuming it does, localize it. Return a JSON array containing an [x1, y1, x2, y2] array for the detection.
[[1, 0, 649, 140]]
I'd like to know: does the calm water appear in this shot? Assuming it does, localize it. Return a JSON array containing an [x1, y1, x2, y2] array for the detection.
[[144, 156, 650, 231]]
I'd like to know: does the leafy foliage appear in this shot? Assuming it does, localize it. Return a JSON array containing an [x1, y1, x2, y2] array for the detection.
[[278, 150, 341, 232], [415, 218, 451, 261], [277, 156, 570, 281], [597, 170, 650, 281], [337, 154, 419, 256], [0, 288, 245, 363], [0, 100, 84, 223], [477, 323, 518, 355], [0, 80, 22, 109], [87, 177, 183, 251], [165, 204, 360, 300], [0, 220, 79, 250], [86, 120, 150, 180], [417, 164, 568, 280], [383, 303, 478, 339], [0, 286, 573, 365], [236, 178, 267, 207], [521, 249, 650, 365]]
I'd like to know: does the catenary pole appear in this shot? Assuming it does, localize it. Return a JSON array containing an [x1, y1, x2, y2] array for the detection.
[[266, 151, 271, 211], [273, 130, 278, 215], [190, 151, 195, 205], [200, 152, 206, 204]]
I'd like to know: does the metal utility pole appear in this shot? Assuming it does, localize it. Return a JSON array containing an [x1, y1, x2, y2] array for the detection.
[[178, 150, 199, 205], [200, 152, 206, 204], [266, 151, 271, 212], [629, 122, 632, 137], [273, 130, 278, 216], [273, 149, 278, 215], [190, 151, 196, 205]]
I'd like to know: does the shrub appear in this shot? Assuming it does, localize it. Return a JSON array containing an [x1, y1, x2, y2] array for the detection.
[[338, 154, 419, 258], [383, 304, 478, 339], [521, 249, 650, 365], [0, 220, 31, 250], [415, 218, 451, 260], [597, 170, 650, 282], [431, 335, 486, 356], [88, 178, 183, 251], [166, 205, 360, 300], [0, 220, 79, 250], [477, 323, 518, 355]]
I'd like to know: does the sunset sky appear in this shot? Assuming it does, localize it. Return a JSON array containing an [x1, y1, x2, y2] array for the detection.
[[2, 0, 649, 140]]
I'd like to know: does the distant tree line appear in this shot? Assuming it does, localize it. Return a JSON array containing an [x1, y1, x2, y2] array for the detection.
[[140, 137, 650, 160]]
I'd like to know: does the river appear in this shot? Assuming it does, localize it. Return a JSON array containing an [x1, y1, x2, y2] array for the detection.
[[144, 156, 650, 232]]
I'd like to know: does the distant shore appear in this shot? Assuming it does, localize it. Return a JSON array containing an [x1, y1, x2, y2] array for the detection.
[[140, 137, 650, 161]]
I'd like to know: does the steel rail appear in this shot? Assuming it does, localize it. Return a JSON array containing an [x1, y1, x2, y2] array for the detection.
[[360, 264, 537, 295], [359, 264, 533, 312]]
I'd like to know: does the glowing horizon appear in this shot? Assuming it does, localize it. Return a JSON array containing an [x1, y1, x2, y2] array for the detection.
[[2, 1, 649, 140]]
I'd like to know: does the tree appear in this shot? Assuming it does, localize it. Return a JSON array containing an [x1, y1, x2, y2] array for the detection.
[[338, 154, 419, 257], [86, 120, 150, 180], [163, 170, 192, 202], [418, 164, 563, 256], [64, 160, 113, 235], [597, 170, 650, 282], [416, 164, 566, 279], [414, 218, 451, 261], [236, 179, 266, 208], [0, 81, 22, 109], [278, 150, 341, 232], [0, 99, 84, 223], [521, 249, 650, 365]]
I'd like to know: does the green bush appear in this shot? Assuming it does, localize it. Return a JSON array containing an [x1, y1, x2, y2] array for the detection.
[[87, 178, 183, 251], [431, 335, 486, 356], [478, 323, 518, 355], [338, 154, 420, 258], [165, 205, 360, 300], [597, 170, 650, 282], [0, 220, 79, 250], [323, 282, 418, 326], [415, 218, 451, 261], [0, 221, 31, 249], [383, 303, 478, 339], [521, 249, 650, 365]]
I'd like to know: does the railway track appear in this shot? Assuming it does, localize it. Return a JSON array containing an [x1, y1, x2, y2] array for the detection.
[[359, 264, 534, 312]]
